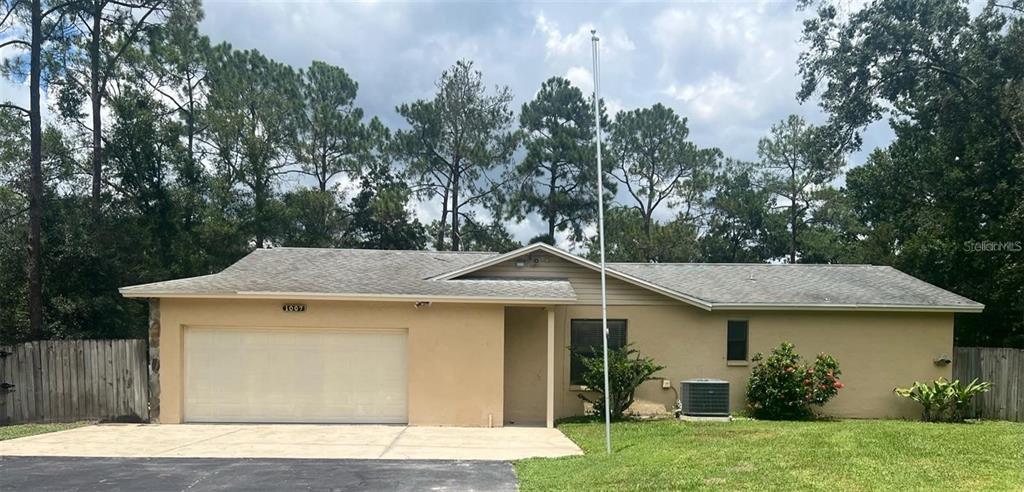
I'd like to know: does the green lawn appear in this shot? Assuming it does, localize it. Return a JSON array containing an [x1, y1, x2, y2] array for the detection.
[[0, 422, 91, 441], [516, 419, 1024, 491]]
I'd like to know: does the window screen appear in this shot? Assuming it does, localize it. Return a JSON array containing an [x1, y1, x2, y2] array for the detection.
[[570, 319, 627, 385], [727, 320, 748, 361]]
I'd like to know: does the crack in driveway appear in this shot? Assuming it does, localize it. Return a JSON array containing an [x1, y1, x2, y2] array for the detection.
[[378, 426, 409, 458], [154, 428, 247, 457]]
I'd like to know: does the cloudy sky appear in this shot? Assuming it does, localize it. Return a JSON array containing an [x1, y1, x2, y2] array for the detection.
[[3, 0, 896, 245], [195, 0, 895, 243]]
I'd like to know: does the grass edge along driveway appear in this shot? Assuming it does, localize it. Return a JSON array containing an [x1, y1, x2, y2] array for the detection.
[[515, 419, 1024, 491], [0, 422, 91, 441]]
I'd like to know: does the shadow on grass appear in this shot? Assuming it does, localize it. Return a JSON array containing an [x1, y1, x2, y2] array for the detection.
[[554, 415, 661, 426]]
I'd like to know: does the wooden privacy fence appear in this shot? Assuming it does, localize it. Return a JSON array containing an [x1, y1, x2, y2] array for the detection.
[[953, 347, 1024, 422], [0, 339, 148, 425]]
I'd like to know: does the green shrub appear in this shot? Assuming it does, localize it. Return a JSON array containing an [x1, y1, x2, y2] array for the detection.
[[745, 342, 843, 420], [894, 380, 950, 422], [894, 378, 991, 422], [573, 343, 664, 420], [948, 378, 992, 421]]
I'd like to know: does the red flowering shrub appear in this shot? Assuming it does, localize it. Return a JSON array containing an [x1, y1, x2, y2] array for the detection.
[[746, 342, 843, 420]]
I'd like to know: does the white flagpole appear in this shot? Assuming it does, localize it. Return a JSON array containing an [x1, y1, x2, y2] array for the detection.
[[591, 29, 612, 455]]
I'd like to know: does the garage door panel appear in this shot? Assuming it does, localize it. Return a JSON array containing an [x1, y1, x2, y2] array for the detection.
[[184, 328, 408, 423]]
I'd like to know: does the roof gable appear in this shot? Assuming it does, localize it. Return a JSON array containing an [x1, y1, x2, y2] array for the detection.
[[458, 249, 684, 306], [433, 243, 714, 309]]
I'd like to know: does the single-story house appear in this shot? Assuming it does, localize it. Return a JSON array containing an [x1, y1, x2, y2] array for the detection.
[[120, 242, 983, 427]]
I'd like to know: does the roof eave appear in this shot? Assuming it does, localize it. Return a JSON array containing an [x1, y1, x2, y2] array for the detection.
[[708, 302, 985, 313], [119, 289, 578, 305], [120, 290, 984, 312]]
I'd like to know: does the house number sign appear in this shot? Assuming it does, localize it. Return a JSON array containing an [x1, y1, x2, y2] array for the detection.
[[282, 303, 307, 313]]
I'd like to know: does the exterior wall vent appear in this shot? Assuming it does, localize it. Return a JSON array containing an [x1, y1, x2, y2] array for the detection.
[[679, 378, 730, 417]]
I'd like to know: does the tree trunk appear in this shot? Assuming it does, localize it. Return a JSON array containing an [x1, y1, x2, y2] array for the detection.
[[186, 89, 195, 181], [642, 212, 652, 262], [547, 164, 556, 240], [89, 2, 102, 212], [253, 180, 266, 249], [318, 140, 328, 192], [789, 199, 797, 264], [436, 186, 449, 250], [182, 89, 197, 233], [450, 164, 461, 251], [27, 0, 44, 339], [644, 173, 655, 261], [789, 167, 797, 263]]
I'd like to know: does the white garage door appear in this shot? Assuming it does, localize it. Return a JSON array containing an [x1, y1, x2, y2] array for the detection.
[[184, 327, 408, 423]]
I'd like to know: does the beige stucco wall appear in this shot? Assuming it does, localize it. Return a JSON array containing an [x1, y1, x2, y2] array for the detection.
[[503, 307, 548, 425], [156, 298, 505, 427], [545, 304, 954, 420], [155, 291, 954, 425], [471, 250, 954, 419]]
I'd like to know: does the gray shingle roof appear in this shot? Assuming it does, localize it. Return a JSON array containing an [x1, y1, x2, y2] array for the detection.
[[121, 245, 983, 312], [120, 248, 576, 301], [609, 263, 982, 310]]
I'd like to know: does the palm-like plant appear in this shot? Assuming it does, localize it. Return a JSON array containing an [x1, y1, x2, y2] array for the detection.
[[895, 380, 949, 422], [895, 378, 992, 422], [947, 378, 993, 422]]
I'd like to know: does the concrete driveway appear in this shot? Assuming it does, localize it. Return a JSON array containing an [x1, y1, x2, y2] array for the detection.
[[0, 423, 582, 461]]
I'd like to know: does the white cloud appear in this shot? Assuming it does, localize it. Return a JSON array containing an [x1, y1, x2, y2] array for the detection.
[[414, 197, 443, 226], [534, 12, 590, 57], [0, 79, 27, 109], [506, 214, 540, 244], [651, 8, 699, 46], [0, 40, 31, 111], [662, 72, 756, 121], [605, 28, 637, 54], [564, 66, 592, 93], [0, 73, 60, 127], [603, 98, 626, 117], [534, 11, 634, 59], [563, 67, 625, 117]]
